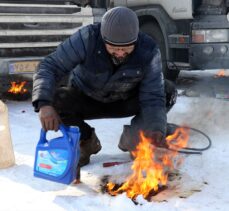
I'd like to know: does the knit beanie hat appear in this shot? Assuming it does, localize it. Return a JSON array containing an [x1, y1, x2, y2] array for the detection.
[[100, 7, 139, 46]]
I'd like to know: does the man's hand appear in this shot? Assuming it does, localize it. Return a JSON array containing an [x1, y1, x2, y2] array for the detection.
[[39, 105, 61, 131], [145, 131, 168, 148]]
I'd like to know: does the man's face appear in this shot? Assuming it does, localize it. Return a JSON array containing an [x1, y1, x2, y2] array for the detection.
[[105, 43, 135, 61]]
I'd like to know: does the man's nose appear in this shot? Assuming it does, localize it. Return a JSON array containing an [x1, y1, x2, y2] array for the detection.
[[115, 50, 126, 57]]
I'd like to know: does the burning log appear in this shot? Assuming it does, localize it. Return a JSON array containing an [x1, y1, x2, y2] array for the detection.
[[8, 81, 27, 94], [214, 69, 228, 78], [101, 175, 167, 203], [102, 127, 190, 201], [3, 81, 31, 101]]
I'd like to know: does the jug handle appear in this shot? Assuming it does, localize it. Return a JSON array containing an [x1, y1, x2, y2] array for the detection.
[[38, 124, 69, 144]]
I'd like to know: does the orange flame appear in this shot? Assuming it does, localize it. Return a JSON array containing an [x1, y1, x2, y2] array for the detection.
[[107, 127, 190, 200], [8, 81, 28, 94], [215, 69, 226, 78]]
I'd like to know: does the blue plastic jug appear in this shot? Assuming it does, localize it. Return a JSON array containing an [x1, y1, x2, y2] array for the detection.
[[33, 125, 80, 184]]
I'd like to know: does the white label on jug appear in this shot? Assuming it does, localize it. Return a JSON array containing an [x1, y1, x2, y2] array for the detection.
[[35, 149, 68, 177]]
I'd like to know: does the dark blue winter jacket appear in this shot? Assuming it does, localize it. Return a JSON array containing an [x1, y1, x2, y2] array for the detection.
[[32, 24, 167, 134]]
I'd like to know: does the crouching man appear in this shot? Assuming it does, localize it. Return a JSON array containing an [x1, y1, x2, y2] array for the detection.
[[32, 7, 177, 167]]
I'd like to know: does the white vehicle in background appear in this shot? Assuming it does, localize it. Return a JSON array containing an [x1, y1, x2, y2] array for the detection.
[[0, 0, 228, 95]]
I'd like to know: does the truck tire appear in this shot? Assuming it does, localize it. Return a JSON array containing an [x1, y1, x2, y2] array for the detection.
[[140, 22, 179, 81]]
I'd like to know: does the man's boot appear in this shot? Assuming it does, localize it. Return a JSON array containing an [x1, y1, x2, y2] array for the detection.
[[79, 129, 102, 167], [118, 125, 130, 152], [118, 125, 138, 153]]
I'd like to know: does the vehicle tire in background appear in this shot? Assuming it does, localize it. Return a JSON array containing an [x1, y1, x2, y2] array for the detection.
[[140, 22, 180, 82]]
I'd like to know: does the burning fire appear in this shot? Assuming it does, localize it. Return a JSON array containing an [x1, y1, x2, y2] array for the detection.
[[8, 81, 28, 94], [106, 127, 190, 200], [215, 69, 226, 78]]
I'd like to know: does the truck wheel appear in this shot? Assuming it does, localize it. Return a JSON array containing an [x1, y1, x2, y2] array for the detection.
[[140, 22, 179, 81]]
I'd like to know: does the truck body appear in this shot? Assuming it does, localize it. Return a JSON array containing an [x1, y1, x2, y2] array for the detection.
[[0, 0, 229, 94], [0, 0, 105, 93], [115, 0, 229, 80]]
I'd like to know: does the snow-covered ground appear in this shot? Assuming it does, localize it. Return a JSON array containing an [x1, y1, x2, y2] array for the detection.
[[1, 70, 229, 211]]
